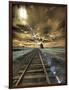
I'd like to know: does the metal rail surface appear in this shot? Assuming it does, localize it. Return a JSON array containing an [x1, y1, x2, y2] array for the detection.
[[13, 48, 58, 87]]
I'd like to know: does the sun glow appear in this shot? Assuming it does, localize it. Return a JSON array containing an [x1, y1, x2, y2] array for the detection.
[[18, 7, 28, 19]]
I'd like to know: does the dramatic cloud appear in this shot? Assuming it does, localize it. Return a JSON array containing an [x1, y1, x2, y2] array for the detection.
[[12, 4, 66, 47]]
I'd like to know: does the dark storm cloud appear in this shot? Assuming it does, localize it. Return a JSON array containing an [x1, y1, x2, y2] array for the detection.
[[12, 4, 66, 47], [26, 5, 66, 39]]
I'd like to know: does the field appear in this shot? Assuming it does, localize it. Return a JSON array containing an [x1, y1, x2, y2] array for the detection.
[[13, 47, 66, 84]]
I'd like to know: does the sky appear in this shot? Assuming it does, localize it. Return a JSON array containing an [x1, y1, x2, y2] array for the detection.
[[12, 3, 67, 48]]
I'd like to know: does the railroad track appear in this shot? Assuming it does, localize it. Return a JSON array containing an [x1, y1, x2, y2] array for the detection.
[[13, 48, 58, 87]]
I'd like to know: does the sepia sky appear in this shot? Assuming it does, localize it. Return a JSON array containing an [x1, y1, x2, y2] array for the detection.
[[12, 4, 66, 48]]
